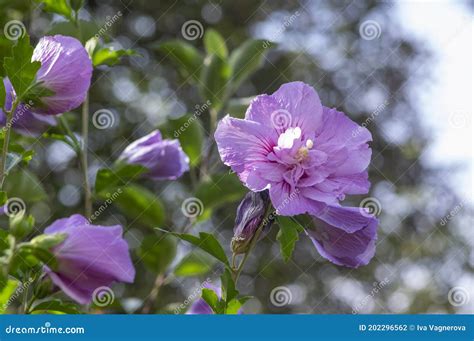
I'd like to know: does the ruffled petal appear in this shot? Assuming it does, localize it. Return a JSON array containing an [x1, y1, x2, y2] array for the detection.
[[306, 206, 378, 268]]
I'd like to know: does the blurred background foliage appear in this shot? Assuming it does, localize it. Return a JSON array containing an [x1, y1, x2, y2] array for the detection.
[[0, 0, 472, 314]]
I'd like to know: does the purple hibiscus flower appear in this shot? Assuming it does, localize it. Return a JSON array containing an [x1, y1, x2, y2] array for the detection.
[[119, 130, 189, 181], [31, 35, 92, 115], [0, 78, 56, 136], [215, 81, 378, 268], [43, 214, 135, 305]]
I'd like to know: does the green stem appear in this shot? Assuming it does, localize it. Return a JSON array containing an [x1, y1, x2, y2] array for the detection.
[[0, 99, 19, 189], [81, 95, 92, 218]]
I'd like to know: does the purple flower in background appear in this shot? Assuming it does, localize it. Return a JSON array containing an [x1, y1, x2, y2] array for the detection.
[[43, 214, 135, 304], [31, 35, 92, 115], [119, 130, 189, 180], [215, 81, 378, 268], [0, 78, 56, 136]]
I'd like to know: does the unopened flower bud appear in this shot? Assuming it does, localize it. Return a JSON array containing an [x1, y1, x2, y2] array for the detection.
[[231, 191, 272, 254]]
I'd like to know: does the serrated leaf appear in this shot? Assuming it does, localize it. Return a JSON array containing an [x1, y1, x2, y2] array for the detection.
[[92, 48, 137, 67], [174, 251, 214, 277], [35, 0, 73, 21], [137, 235, 176, 274], [204, 29, 228, 59], [155, 40, 203, 82], [276, 216, 302, 262], [163, 230, 229, 267], [200, 54, 231, 111], [160, 114, 205, 167], [229, 39, 275, 92], [3, 34, 41, 100]]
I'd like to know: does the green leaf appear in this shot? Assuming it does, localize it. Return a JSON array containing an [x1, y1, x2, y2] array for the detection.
[[31, 299, 81, 314], [137, 235, 176, 273], [35, 0, 73, 21], [174, 251, 214, 277], [220, 268, 238, 303], [195, 173, 246, 219], [276, 217, 302, 262], [160, 114, 205, 167], [48, 20, 99, 44], [0, 278, 19, 313], [3, 33, 41, 100], [94, 164, 146, 196], [92, 47, 137, 67], [200, 54, 231, 111], [85, 37, 98, 58], [19, 244, 59, 270], [0, 191, 7, 205], [201, 288, 221, 314], [204, 29, 228, 59], [163, 230, 229, 267], [155, 40, 203, 82], [69, 0, 83, 12], [229, 39, 275, 92], [113, 184, 165, 228], [5, 168, 47, 203]]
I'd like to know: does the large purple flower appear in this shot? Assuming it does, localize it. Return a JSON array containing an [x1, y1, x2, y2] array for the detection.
[[31, 35, 92, 115], [215, 81, 378, 268], [0, 78, 56, 136], [119, 130, 189, 180], [43, 214, 135, 304]]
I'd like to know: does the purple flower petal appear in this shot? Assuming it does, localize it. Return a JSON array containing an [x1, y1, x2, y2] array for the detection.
[[306, 206, 378, 268], [119, 130, 189, 180], [32, 35, 92, 115], [44, 214, 135, 304]]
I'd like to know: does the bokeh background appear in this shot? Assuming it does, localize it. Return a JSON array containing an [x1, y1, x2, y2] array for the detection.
[[1, 0, 472, 314]]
